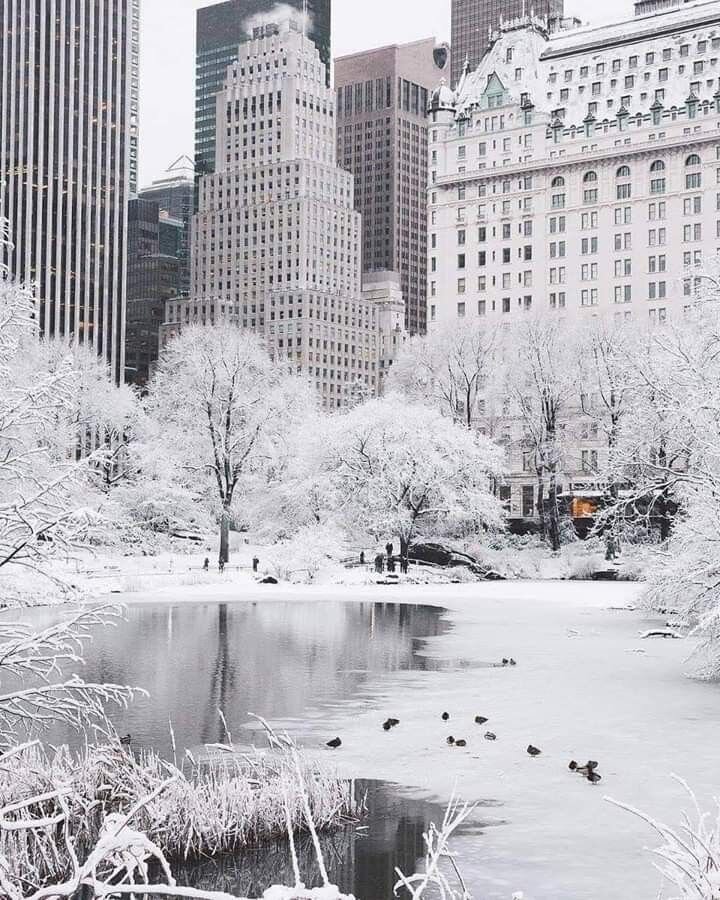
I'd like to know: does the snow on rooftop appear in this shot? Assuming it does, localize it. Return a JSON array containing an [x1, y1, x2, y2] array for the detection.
[[544, 0, 720, 57], [452, 0, 720, 127]]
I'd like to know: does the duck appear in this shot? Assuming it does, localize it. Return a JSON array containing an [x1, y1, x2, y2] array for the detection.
[[119, 734, 132, 746], [441, 712, 450, 721], [587, 771, 602, 784], [569, 760, 599, 776], [474, 715, 488, 725], [382, 718, 400, 731], [455, 739, 468, 748], [527, 745, 542, 757], [447, 736, 455, 745], [326, 737, 342, 749], [484, 732, 497, 741]]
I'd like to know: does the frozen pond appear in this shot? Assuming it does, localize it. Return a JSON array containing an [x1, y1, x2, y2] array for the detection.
[[14, 581, 720, 898]]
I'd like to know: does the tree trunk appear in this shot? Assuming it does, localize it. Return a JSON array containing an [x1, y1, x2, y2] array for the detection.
[[536, 472, 547, 540], [400, 536, 410, 572], [547, 479, 561, 552], [219, 506, 231, 565]]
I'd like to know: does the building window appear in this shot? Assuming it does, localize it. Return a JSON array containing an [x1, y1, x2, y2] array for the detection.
[[457, 301, 466, 317]]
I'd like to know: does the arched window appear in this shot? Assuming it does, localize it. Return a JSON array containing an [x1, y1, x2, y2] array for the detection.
[[616, 165, 631, 178], [650, 160, 665, 172], [551, 176, 565, 188], [686, 153, 701, 167], [583, 171, 597, 182]]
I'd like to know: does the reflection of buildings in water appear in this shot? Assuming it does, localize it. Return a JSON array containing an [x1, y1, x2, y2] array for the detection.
[[20, 601, 449, 759], [173, 780, 446, 900]]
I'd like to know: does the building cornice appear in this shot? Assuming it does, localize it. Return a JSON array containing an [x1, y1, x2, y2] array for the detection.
[[433, 126, 720, 189]]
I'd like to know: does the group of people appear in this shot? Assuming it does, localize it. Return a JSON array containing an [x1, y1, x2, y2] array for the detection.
[[202, 555, 261, 575], [371, 542, 409, 576]]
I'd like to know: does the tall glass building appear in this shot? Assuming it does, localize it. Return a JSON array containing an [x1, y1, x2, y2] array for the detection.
[[0, 0, 140, 384], [195, 0, 331, 183]]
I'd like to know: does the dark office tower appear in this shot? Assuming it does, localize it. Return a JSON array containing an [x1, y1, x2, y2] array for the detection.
[[139, 157, 195, 296], [335, 39, 450, 335], [0, 0, 139, 384], [125, 198, 182, 385], [450, 0, 563, 85], [195, 0, 331, 182]]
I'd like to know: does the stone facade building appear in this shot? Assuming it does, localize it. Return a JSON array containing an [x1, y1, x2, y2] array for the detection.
[[429, 0, 720, 524], [195, 0, 331, 183], [165, 20, 405, 408], [335, 39, 450, 335], [0, 0, 139, 384]]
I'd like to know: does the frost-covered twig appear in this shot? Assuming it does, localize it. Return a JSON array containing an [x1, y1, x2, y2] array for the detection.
[[394, 794, 475, 899], [0, 605, 141, 747], [607, 776, 720, 898]]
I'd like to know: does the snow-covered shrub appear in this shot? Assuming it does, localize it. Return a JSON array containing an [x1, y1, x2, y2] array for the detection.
[[567, 552, 606, 581], [443, 566, 479, 584], [264, 525, 345, 583]]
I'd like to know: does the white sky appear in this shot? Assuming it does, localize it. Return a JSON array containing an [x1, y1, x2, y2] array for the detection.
[[139, 0, 633, 187]]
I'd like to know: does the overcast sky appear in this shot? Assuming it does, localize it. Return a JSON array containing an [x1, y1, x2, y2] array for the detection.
[[139, 0, 633, 188]]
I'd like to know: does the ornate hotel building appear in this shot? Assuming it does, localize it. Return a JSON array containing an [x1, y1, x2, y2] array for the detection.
[[0, 0, 139, 384], [450, 0, 564, 87], [428, 0, 720, 523], [165, 21, 405, 408]]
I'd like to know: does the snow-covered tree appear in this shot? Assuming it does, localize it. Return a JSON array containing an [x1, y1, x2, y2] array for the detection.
[[326, 396, 505, 564], [245, 411, 334, 541], [574, 316, 642, 555], [507, 314, 577, 551], [387, 319, 502, 430], [0, 244, 135, 578], [145, 324, 313, 563]]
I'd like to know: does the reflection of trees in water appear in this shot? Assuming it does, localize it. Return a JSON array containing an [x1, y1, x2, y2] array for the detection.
[[171, 780, 445, 900], [202, 604, 237, 744], [21, 602, 450, 758]]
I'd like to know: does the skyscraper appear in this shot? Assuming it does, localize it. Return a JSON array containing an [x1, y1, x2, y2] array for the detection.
[[167, 19, 405, 407], [139, 157, 195, 296], [450, 0, 563, 86], [126, 198, 183, 385], [0, 0, 139, 384], [335, 39, 450, 335], [195, 0, 331, 182]]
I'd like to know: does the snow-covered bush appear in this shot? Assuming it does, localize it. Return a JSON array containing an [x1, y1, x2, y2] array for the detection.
[[264, 525, 345, 583]]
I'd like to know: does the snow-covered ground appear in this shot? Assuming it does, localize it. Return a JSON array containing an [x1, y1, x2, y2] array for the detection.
[[103, 570, 719, 900]]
